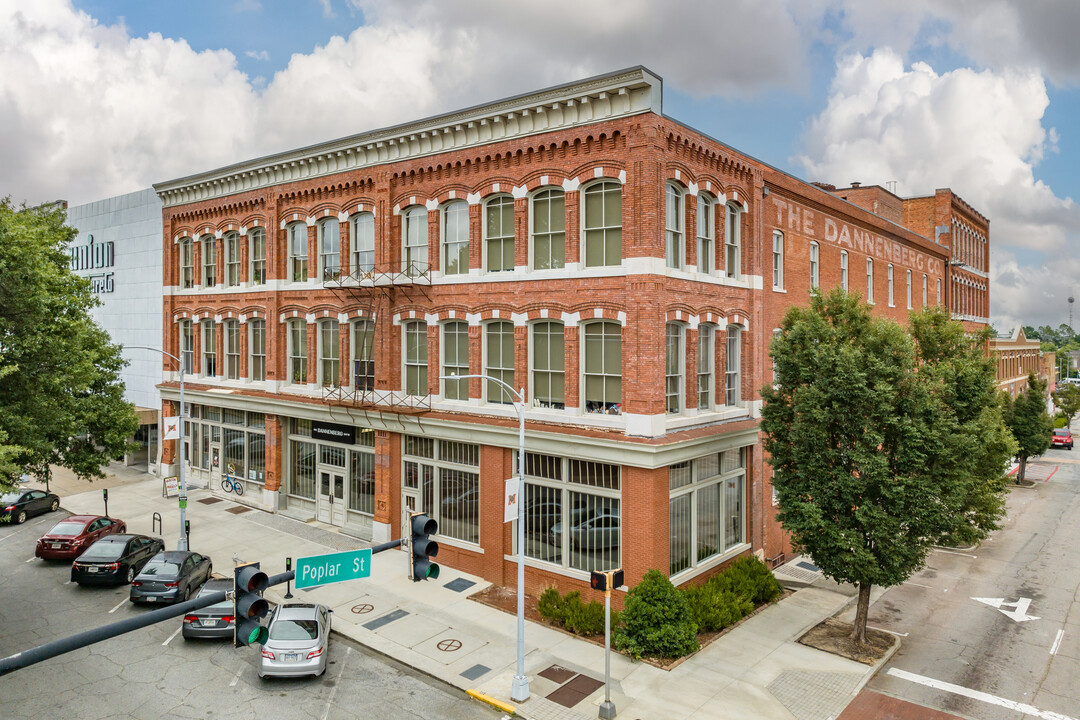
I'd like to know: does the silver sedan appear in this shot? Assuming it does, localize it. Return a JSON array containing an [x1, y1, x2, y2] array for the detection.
[[258, 603, 332, 679]]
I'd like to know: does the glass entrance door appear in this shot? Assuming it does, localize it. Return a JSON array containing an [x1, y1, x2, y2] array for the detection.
[[402, 459, 433, 526], [318, 470, 345, 526]]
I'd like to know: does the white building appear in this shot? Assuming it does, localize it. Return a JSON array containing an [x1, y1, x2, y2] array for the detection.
[[66, 188, 163, 471]]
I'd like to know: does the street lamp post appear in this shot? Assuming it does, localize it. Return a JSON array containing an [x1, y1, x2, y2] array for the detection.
[[440, 373, 529, 702], [124, 345, 188, 551]]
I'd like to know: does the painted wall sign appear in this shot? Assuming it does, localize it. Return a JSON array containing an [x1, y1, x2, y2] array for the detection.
[[770, 197, 946, 276], [70, 234, 116, 293]]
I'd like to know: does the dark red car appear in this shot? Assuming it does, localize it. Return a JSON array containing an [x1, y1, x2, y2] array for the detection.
[[1051, 428, 1074, 450], [35, 515, 127, 560]]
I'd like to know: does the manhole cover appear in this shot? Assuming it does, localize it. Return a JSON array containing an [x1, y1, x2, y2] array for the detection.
[[351, 603, 374, 614], [436, 639, 462, 652]]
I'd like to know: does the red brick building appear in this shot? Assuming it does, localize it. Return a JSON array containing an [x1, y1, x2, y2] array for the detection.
[[152, 68, 968, 598]]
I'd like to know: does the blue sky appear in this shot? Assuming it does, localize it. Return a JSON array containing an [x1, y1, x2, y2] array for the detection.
[[2, 0, 1077, 329]]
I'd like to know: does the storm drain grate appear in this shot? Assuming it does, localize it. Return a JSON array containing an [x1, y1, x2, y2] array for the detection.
[[197, 498, 223, 505], [226, 506, 252, 514], [460, 664, 491, 681], [444, 578, 476, 593], [363, 609, 408, 631]]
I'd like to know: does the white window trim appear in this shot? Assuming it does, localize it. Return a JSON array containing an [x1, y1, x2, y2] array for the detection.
[[666, 183, 684, 270], [581, 180, 623, 269], [483, 195, 515, 274], [440, 201, 470, 276], [665, 322, 685, 415], [888, 264, 895, 307], [840, 250, 849, 291], [697, 193, 715, 275], [529, 320, 566, 412], [772, 230, 784, 290], [809, 241, 819, 290], [529, 186, 567, 272]]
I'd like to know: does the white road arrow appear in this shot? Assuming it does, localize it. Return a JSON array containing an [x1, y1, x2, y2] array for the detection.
[[971, 596, 1040, 622]]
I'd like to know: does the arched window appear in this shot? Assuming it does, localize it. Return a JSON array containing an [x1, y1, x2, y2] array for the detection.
[[441, 201, 469, 275], [287, 223, 308, 282], [725, 325, 741, 406], [201, 319, 217, 377], [923, 274, 928, 306], [248, 229, 266, 285], [697, 193, 715, 274], [809, 241, 819, 290], [442, 321, 469, 400], [224, 319, 240, 379], [351, 213, 375, 275], [698, 325, 715, 410], [772, 231, 784, 290], [179, 319, 194, 372], [888, 264, 895, 306], [532, 321, 565, 410], [202, 235, 217, 287], [582, 181, 622, 268], [318, 319, 339, 387], [249, 319, 265, 382], [287, 319, 307, 384], [351, 319, 374, 391], [583, 321, 621, 414], [485, 195, 515, 272], [179, 239, 194, 289], [867, 258, 875, 304], [319, 218, 340, 281], [484, 321, 515, 404], [531, 188, 565, 270], [665, 323, 684, 413], [403, 321, 427, 395], [725, 202, 741, 279], [840, 250, 848, 290], [665, 183, 684, 269], [224, 232, 241, 287], [402, 206, 428, 276], [906, 269, 913, 309]]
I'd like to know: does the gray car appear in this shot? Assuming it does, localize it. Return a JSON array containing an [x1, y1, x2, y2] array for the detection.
[[181, 578, 234, 639], [258, 603, 332, 679], [130, 551, 212, 604]]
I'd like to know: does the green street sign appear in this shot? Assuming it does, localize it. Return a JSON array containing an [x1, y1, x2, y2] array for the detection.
[[294, 548, 372, 589]]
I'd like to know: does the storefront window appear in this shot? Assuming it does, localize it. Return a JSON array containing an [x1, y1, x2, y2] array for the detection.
[[669, 447, 747, 576], [402, 436, 479, 544], [291, 440, 316, 499], [349, 450, 375, 515]]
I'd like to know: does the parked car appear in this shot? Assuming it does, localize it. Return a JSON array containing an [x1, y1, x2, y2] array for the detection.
[[1051, 427, 1074, 450], [0, 489, 60, 524], [259, 603, 332, 679], [130, 551, 212, 604], [182, 578, 235, 640], [71, 534, 165, 586], [551, 510, 620, 551], [35, 515, 127, 560]]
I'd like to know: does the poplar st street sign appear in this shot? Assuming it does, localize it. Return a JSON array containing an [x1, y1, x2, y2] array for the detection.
[[294, 548, 372, 589]]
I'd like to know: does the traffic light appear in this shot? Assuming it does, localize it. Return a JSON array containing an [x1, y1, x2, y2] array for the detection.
[[233, 562, 269, 647], [409, 513, 440, 581]]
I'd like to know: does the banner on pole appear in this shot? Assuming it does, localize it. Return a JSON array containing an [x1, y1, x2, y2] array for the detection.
[[504, 477, 520, 523], [162, 416, 180, 440]]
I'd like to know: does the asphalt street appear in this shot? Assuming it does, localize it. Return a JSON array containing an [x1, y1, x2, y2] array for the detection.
[[861, 444, 1080, 720], [0, 509, 501, 720]]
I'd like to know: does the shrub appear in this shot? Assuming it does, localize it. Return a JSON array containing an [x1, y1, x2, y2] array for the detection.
[[724, 555, 784, 605], [538, 586, 616, 637], [614, 570, 699, 660], [684, 584, 753, 632]]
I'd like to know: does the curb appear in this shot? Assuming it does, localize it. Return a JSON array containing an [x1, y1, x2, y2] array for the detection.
[[851, 632, 902, 698], [467, 689, 517, 715]]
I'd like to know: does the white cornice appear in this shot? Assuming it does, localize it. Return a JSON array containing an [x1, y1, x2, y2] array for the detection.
[[154, 67, 663, 209]]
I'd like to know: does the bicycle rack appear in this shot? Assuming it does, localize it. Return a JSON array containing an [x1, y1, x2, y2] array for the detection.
[[152, 512, 162, 536]]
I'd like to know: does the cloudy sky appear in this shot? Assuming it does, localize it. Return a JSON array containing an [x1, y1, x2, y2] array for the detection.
[[1, 0, 1076, 331]]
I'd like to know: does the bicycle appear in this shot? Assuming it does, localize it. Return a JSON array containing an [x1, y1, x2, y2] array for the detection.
[[221, 464, 244, 496]]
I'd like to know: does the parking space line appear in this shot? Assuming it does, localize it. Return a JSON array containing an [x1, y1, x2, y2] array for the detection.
[[933, 549, 977, 558], [228, 664, 244, 687], [162, 626, 182, 646], [1051, 629, 1065, 655], [108, 597, 128, 614], [887, 668, 1077, 720], [24, 556, 36, 563], [904, 581, 936, 589], [321, 646, 351, 720]]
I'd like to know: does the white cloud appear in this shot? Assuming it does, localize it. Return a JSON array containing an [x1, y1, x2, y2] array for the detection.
[[245, 49, 269, 61], [795, 48, 1080, 329], [990, 250, 1080, 333]]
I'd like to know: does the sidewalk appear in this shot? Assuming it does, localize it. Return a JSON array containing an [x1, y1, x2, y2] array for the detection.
[[51, 465, 880, 720]]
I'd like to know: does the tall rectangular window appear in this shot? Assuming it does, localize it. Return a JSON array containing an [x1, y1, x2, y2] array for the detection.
[[403, 437, 480, 545], [352, 320, 374, 391], [288, 223, 308, 282], [320, 218, 340, 280], [402, 206, 428, 276], [665, 323, 683, 414], [669, 449, 747, 575], [840, 250, 849, 290], [725, 326, 741, 406], [582, 181, 622, 267], [772, 231, 784, 289], [202, 237, 216, 287], [352, 213, 375, 274], [937, 277, 942, 305], [249, 229, 266, 285], [179, 240, 194, 289], [532, 322, 565, 410], [485, 196, 514, 272], [224, 320, 239, 380], [907, 269, 913, 309], [249, 320, 265, 381], [923, 274, 928, 306], [290, 440, 316, 499], [698, 325, 714, 410], [867, 258, 875, 303], [725, 203, 741, 279], [179, 320, 194, 374], [442, 321, 469, 400], [531, 188, 565, 270], [319, 320, 339, 387], [288, 319, 307, 385], [485, 322, 515, 404], [404, 321, 428, 395], [201, 320, 217, 377], [697, 194, 714, 273], [442, 202, 469, 275], [810, 241, 819, 289], [888, 264, 895, 306], [583, 322, 621, 414], [665, 183, 683, 269], [225, 233, 241, 286]]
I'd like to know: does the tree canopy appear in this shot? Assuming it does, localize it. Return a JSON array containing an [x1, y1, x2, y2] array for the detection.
[[1051, 383, 1080, 426], [0, 198, 138, 489], [1005, 373, 1053, 483], [761, 289, 1014, 643]]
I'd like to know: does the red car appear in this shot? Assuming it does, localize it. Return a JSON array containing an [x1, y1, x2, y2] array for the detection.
[[1051, 428, 1074, 450], [35, 515, 127, 560]]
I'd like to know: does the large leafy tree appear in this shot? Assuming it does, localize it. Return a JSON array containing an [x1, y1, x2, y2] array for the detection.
[[0, 199, 138, 490], [1005, 373, 1053, 482], [761, 289, 1013, 644], [1052, 383, 1080, 427]]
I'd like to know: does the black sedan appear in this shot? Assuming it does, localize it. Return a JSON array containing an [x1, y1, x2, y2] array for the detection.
[[130, 551, 213, 605], [71, 534, 165, 586], [1, 489, 60, 525]]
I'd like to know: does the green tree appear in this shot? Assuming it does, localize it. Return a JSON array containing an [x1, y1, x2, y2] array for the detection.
[[613, 570, 699, 659], [761, 289, 1011, 645], [1023, 326, 1040, 341], [0, 199, 138, 489], [1052, 383, 1080, 426], [1005, 373, 1054, 482]]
